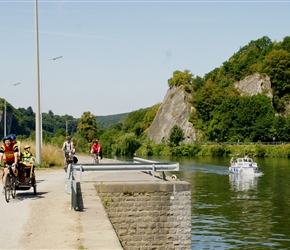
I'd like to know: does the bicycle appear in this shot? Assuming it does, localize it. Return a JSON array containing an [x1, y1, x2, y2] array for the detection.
[[64, 151, 73, 173], [3, 164, 18, 203], [91, 153, 99, 164]]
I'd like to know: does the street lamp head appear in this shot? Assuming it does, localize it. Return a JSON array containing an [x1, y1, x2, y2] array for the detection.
[[53, 56, 62, 60]]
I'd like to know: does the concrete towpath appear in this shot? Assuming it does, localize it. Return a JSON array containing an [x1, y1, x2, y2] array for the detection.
[[0, 156, 164, 250], [76, 156, 164, 250]]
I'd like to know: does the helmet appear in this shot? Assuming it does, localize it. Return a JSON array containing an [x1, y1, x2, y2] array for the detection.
[[10, 134, 16, 140], [2, 135, 11, 142], [66, 136, 71, 140], [24, 145, 30, 149]]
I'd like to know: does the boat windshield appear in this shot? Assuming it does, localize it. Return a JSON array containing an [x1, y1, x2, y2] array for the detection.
[[238, 158, 253, 163]]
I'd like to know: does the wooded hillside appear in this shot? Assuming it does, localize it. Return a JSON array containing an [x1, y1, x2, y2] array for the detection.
[[1, 36, 290, 157]]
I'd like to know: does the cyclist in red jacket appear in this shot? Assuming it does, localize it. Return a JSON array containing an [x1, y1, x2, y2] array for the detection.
[[90, 139, 102, 163]]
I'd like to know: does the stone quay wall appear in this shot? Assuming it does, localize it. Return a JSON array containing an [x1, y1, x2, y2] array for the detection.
[[96, 181, 191, 250]]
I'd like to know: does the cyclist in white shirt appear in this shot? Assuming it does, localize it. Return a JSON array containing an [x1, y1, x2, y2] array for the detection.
[[61, 136, 74, 165]]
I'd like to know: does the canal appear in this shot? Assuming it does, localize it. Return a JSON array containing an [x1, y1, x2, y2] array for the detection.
[[139, 156, 290, 249]]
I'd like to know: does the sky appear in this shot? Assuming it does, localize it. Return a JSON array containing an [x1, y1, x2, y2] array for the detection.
[[1, 0, 290, 118]]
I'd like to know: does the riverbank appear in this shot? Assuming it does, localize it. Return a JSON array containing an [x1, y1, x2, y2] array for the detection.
[[136, 142, 290, 158]]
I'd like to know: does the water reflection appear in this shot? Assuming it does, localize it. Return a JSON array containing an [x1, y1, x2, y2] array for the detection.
[[229, 173, 261, 191]]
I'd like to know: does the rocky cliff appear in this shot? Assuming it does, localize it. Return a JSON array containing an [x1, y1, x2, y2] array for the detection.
[[147, 73, 273, 144], [234, 73, 273, 100], [147, 85, 196, 144]]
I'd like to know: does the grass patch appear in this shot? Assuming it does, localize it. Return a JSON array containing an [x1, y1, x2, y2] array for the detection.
[[123, 190, 134, 196], [78, 246, 88, 250]]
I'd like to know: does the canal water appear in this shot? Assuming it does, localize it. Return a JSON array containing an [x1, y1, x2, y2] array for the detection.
[[141, 156, 290, 250]]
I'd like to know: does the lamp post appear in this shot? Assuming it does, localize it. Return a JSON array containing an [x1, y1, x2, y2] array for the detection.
[[4, 82, 21, 136], [34, 0, 41, 164], [40, 55, 62, 145]]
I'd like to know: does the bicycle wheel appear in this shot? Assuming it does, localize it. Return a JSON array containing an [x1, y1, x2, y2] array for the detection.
[[33, 184, 37, 195], [4, 174, 11, 203], [11, 177, 16, 199]]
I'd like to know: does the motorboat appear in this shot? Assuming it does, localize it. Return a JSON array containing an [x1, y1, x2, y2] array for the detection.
[[229, 156, 259, 174]]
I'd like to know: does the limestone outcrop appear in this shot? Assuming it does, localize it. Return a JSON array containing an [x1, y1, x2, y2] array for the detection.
[[147, 85, 196, 144], [234, 73, 273, 100]]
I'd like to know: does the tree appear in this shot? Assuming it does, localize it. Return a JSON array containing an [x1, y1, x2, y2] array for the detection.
[[207, 94, 275, 142], [112, 133, 140, 155], [194, 79, 230, 122], [169, 125, 185, 146], [280, 36, 290, 52], [122, 109, 148, 133], [263, 49, 290, 104], [142, 103, 161, 129], [76, 111, 97, 142], [168, 69, 194, 88], [273, 115, 290, 141]]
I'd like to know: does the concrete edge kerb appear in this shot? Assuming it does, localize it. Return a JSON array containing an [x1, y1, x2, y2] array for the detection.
[[94, 181, 191, 193]]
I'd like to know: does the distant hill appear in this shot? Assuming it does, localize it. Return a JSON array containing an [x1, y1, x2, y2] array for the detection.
[[96, 113, 128, 129]]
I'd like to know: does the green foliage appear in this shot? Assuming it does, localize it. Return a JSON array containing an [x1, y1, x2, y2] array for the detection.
[[175, 144, 202, 156], [136, 140, 172, 156], [142, 103, 161, 129], [123, 190, 134, 196], [192, 76, 205, 91], [112, 133, 140, 156], [210, 145, 231, 156], [71, 134, 90, 154], [207, 94, 275, 142], [273, 115, 290, 141], [50, 134, 66, 149], [96, 113, 127, 129], [194, 79, 233, 122], [169, 125, 185, 146], [226, 36, 273, 81], [122, 108, 148, 133], [198, 146, 210, 156], [255, 141, 266, 157], [280, 36, 290, 52], [99, 128, 123, 155], [263, 48, 290, 111], [77, 111, 98, 142], [168, 69, 194, 88]]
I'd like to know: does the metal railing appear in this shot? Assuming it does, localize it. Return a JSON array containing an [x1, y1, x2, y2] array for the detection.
[[64, 157, 179, 210]]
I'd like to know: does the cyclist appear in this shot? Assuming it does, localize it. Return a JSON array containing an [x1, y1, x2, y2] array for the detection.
[[10, 134, 21, 160], [61, 136, 74, 169], [90, 139, 102, 163], [0, 135, 19, 191]]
